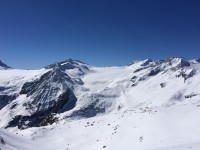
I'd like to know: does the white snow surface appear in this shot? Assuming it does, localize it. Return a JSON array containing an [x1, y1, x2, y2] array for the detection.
[[1, 58, 200, 150]]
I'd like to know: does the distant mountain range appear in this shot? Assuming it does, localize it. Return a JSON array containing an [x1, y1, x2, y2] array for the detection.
[[1, 57, 200, 150]]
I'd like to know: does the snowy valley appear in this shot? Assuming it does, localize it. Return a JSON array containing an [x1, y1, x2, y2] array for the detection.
[[1, 57, 200, 150]]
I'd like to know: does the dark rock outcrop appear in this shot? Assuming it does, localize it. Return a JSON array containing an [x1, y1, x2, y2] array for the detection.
[[177, 59, 190, 68], [7, 64, 78, 129], [131, 57, 192, 87], [45, 59, 89, 76], [185, 93, 197, 99], [176, 69, 196, 82], [0, 60, 11, 69], [141, 59, 153, 66], [7, 88, 76, 129], [196, 58, 200, 63], [67, 94, 111, 119], [160, 83, 166, 88], [39, 113, 59, 126], [7, 112, 60, 129], [20, 64, 74, 112], [0, 94, 17, 110], [133, 67, 149, 73], [0, 136, 6, 145], [68, 101, 106, 119], [167, 57, 190, 68], [148, 68, 160, 76]]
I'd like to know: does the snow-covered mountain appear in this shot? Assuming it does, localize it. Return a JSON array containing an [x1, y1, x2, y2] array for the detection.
[[1, 57, 200, 150]]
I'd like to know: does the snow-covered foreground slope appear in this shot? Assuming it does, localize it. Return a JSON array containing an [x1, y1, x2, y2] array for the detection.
[[1, 57, 200, 150], [1, 104, 200, 150]]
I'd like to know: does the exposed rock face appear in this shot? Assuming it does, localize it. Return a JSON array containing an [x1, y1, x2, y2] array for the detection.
[[0, 94, 17, 110], [166, 57, 190, 68], [7, 112, 60, 129], [131, 57, 193, 86], [176, 69, 196, 82], [7, 63, 78, 129], [68, 99, 107, 119], [148, 67, 161, 76], [160, 83, 166, 88], [0, 57, 198, 129], [45, 58, 89, 76], [195, 58, 200, 63], [0, 136, 6, 145], [141, 59, 153, 66], [0, 60, 11, 69], [185, 93, 197, 99], [133, 67, 148, 73], [131, 76, 137, 86], [20, 64, 74, 112], [39, 113, 59, 126], [0, 86, 18, 110], [0, 61, 14, 109]]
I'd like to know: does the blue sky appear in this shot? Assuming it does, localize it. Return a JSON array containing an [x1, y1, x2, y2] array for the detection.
[[0, 0, 200, 69]]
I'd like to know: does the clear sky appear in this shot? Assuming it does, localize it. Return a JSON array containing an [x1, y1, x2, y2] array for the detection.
[[0, 0, 200, 69]]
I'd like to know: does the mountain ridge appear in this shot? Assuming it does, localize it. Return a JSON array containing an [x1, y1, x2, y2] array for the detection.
[[0, 60, 11, 69], [1, 57, 200, 150], [1, 57, 200, 70]]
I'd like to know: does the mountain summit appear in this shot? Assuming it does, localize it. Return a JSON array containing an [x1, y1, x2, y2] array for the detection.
[[0, 60, 11, 69]]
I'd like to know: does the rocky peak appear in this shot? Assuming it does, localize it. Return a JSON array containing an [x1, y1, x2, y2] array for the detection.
[[131, 57, 193, 87], [140, 59, 154, 66], [136, 57, 190, 74], [7, 65, 78, 129], [0, 60, 11, 69], [165, 57, 190, 68], [45, 59, 89, 75], [20, 66, 74, 113]]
